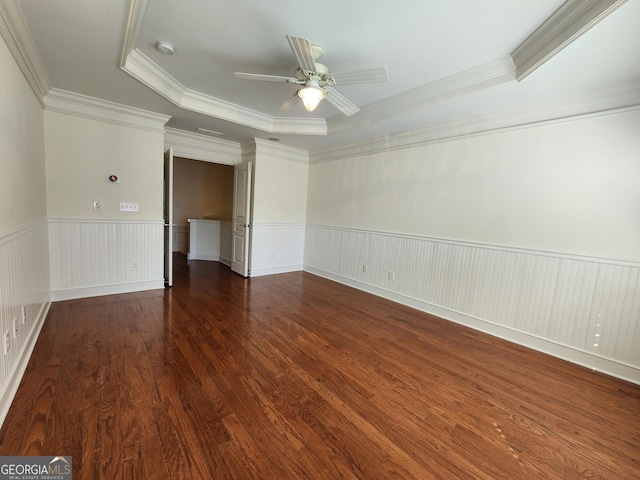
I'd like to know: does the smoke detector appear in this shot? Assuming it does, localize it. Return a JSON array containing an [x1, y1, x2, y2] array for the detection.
[[155, 40, 175, 55]]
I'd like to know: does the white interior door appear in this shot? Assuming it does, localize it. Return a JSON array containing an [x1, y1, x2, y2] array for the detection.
[[163, 148, 174, 286], [231, 161, 252, 277]]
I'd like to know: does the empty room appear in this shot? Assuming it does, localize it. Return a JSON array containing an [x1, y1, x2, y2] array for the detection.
[[0, 0, 638, 478]]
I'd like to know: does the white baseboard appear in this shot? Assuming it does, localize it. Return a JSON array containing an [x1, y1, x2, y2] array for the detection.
[[0, 297, 51, 429], [186, 254, 231, 267], [188, 253, 220, 262], [51, 279, 165, 301], [251, 263, 303, 277], [304, 266, 640, 386]]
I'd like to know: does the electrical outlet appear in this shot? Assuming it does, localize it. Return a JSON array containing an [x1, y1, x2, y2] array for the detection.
[[92, 200, 101, 211], [21, 305, 26, 324], [131, 261, 139, 271], [362, 264, 368, 273], [388, 271, 395, 281], [12, 318, 18, 339], [3, 331, 9, 355]]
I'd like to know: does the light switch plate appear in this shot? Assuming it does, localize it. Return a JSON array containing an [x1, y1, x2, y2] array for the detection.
[[119, 202, 139, 212]]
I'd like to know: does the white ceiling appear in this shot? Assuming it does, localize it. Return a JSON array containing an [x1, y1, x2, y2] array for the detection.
[[13, 0, 640, 152]]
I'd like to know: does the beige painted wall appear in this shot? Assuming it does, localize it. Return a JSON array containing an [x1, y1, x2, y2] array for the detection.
[[0, 36, 46, 232], [307, 108, 640, 261], [252, 155, 309, 224], [44, 111, 165, 220], [173, 157, 233, 226]]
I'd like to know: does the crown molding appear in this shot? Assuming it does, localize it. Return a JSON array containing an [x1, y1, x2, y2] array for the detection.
[[122, 49, 327, 136], [164, 127, 242, 165], [242, 138, 309, 163], [43, 88, 170, 133], [119, 0, 149, 68], [272, 116, 327, 135], [0, 0, 51, 106], [117, 0, 325, 137], [181, 86, 275, 132], [253, 138, 310, 164], [116, 0, 630, 146], [512, 0, 627, 81], [311, 81, 640, 162], [240, 140, 257, 159], [123, 48, 186, 105], [327, 57, 516, 135]]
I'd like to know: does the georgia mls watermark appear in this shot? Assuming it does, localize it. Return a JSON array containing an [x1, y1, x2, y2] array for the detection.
[[0, 456, 71, 480]]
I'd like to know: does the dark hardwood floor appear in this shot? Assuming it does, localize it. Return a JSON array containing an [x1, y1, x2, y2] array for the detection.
[[0, 253, 638, 479]]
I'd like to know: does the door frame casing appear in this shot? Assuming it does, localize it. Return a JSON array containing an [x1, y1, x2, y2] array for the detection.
[[163, 148, 174, 286]]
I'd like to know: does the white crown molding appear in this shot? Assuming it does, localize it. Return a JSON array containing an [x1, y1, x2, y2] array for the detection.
[[312, 81, 640, 162], [164, 127, 242, 165], [43, 88, 170, 133], [115, 0, 629, 146], [117, 1, 323, 137], [253, 138, 310, 164], [0, 0, 51, 106], [511, 0, 627, 81], [240, 140, 257, 161], [181, 86, 275, 132], [272, 116, 327, 135], [119, 0, 149, 68], [327, 57, 516, 135], [122, 49, 327, 136], [123, 49, 186, 105]]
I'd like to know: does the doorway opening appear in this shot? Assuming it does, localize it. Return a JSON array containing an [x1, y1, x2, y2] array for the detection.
[[166, 154, 235, 286]]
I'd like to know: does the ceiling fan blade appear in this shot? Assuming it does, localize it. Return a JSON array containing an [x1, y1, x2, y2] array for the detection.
[[286, 35, 316, 73], [324, 87, 360, 116], [235, 72, 298, 83], [279, 91, 301, 112], [329, 67, 389, 85]]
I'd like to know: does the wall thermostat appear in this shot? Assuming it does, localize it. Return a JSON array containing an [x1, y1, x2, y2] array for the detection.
[[105, 174, 120, 183]]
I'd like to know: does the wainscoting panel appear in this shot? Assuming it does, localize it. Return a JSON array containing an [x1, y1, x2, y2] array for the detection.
[[590, 264, 640, 365], [0, 220, 51, 426], [49, 219, 164, 300], [304, 224, 640, 383]]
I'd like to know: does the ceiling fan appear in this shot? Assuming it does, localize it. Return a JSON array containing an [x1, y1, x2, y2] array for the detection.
[[235, 35, 389, 116]]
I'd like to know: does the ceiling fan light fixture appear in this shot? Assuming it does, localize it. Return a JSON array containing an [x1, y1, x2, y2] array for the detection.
[[298, 85, 325, 112]]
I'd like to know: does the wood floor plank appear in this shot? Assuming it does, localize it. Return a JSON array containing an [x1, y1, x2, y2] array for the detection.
[[0, 253, 638, 479]]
